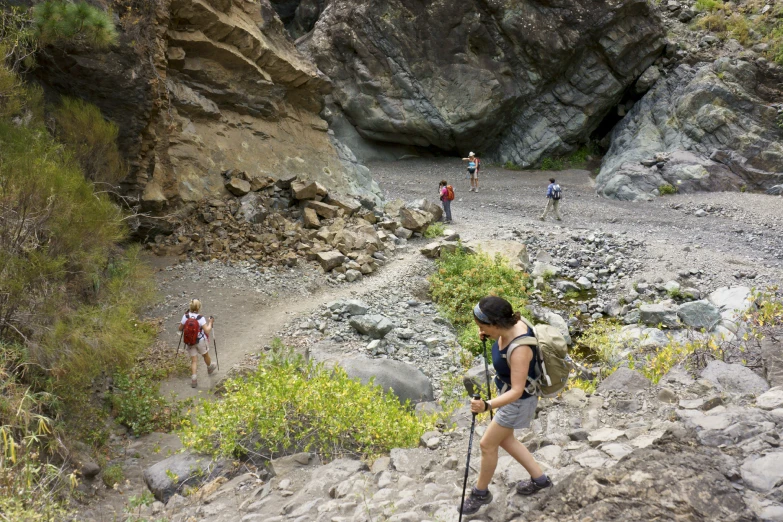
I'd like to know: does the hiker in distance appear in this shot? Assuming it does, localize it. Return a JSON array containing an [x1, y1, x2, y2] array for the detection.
[[439, 179, 454, 224], [540, 177, 563, 221], [462, 152, 480, 192], [179, 299, 217, 388], [460, 296, 552, 516]]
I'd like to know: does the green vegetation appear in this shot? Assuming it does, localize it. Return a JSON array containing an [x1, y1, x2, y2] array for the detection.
[[429, 248, 531, 356], [503, 160, 523, 171], [0, 7, 156, 517], [53, 97, 127, 185], [424, 222, 446, 238], [33, 1, 118, 48], [112, 362, 191, 437], [658, 183, 677, 195], [102, 463, 124, 489], [538, 145, 598, 171], [540, 157, 565, 171], [693, 2, 783, 65], [181, 341, 436, 461]]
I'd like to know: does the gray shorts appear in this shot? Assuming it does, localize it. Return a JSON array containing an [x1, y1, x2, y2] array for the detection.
[[494, 395, 538, 430]]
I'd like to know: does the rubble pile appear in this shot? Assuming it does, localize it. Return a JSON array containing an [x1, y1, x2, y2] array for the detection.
[[149, 170, 442, 281]]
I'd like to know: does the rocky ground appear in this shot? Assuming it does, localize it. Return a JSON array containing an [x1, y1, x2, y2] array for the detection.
[[74, 159, 783, 521]]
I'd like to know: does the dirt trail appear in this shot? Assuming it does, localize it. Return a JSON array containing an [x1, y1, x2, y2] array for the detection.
[[156, 250, 425, 400]]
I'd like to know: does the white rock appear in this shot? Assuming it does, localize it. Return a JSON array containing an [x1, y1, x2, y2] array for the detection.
[[574, 449, 610, 468], [600, 443, 634, 460], [756, 387, 783, 410], [588, 427, 625, 443], [742, 452, 783, 492]]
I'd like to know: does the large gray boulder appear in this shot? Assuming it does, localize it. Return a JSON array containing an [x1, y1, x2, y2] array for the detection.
[[700, 360, 770, 396], [597, 367, 650, 393], [143, 451, 232, 502], [597, 60, 783, 200], [708, 286, 754, 322], [349, 314, 394, 339], [302, 0, 664, 165], [677, 300, 722, 331], [741, 452, 783, 493], [762, 332, 783, 387], [339, 357, 434, 404], [639, 303, 681, 328]]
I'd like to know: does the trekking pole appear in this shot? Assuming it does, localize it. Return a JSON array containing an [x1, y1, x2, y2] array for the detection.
[[481, 337, 493, 420], [210, 316, 219, 371], [176, 329, 183, 357], [459, 394, 481, 522]]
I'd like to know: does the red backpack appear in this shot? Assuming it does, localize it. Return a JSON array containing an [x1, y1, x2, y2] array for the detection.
[[183, 314, 202, 345], [446, 185, 455, 201]]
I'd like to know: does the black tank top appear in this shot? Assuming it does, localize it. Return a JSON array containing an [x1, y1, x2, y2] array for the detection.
[[492, 330, 537, 399]]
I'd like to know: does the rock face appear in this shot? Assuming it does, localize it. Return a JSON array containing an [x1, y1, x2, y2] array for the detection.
[[302, 0, 664, 165], [597, 59, 783, 200], [35, 0, 380, 233], [528, 440, 757, 522]]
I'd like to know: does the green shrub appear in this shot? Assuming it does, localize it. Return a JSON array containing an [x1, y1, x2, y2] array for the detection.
[[102, 464, 124, 489], [429, 249, 531, 355], [658, 183, 677, 195], [424, 222, 445, 238], [112, 365, 191, 437], [180, 342, 436, 461], [695, 0, 724, 12], [540, 157, 565, 171], [503, 160, 523, 171], [575, 320, 624, 366], [52, 97, 126, 185], [33, 1, 118, 49], [565, 145, 596, 168]]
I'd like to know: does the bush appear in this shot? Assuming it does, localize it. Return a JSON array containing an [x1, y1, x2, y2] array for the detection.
[[102, 464, 124, 489], [424, 222, 445, 238], [658, 183, 677, 195], [33, 1, 118, 49], [540, 157, 565, 171], [695, 0, 724, 12], [52, 97, 126, 185], [503, 160, 523, 171], [180, 342, 436, 462], [429, 249, 531, 355]]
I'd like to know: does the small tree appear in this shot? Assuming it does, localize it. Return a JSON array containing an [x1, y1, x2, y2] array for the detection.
[[33, 1, 118, 49]]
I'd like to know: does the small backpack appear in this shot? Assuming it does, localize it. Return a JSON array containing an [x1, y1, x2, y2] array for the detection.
[[183, 314, 202, 346], [446, 185, 455, 201], [511, 317, 573, 397], [552, 184, 562, 200]]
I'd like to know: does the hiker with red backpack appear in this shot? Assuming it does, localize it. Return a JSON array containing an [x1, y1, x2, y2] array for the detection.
[[439, 179, 454, 223], [458, 296, 553, 516], [178, 299, 217, 388]]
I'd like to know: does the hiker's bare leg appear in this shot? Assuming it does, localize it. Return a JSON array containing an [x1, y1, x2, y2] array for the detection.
[[190, 355, 198, 376], [476, 421, 513, 490], [499, 431, 544, 479], [202, 353, 212, 366]]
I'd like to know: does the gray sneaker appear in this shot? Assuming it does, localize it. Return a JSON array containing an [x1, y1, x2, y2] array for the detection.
[[516, 477, 552, 495], [191, 376, 197, 388], [207, 362, 217, 375], [460, 488, 493, 515]]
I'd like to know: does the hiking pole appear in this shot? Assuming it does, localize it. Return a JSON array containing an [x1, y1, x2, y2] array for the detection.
[[210, 316, 219, 371], [481, 337, 493, 420], [459, 393, 481, 522], [176, 329, 183, 357]]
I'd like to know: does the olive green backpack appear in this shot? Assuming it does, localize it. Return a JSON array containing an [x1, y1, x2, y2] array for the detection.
[[511, 317, 573, 398]]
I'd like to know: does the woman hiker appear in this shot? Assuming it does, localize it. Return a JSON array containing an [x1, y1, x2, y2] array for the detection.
[[439, 179, 453, 223], [462, 152, 480, 192], [460, 296, 552, 516], [179, 299, 217, 388]]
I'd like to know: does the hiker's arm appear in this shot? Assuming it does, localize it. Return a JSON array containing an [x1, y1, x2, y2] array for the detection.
[[202, 317, 214, 336], [178, 316, 185, 332], [490, 346, 531, 409]]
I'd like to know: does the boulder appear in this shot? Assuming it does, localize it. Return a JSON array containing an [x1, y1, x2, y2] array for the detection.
[[700, 360, 770, 396], [741, 452, 783, 493], [235, 193, 268, 224], [292, 180, 320, 200], [597, 61, 783, 200], [762, 333, 783, 387], [639, 303, 681, 328], [399, 207, 432, 232], [420, 242, 442, 259], [532, 261, 560, 278], [303, 207, 320, 228], [597, 367, 650, 393], [343, 300, 370, 316], [349, 314, 394, 339], [708, 286, 754, 321], [308, 201, 341, 219], [304, 0, 664, 166], [316, 251, 346, 271], [271, 452, 319, 477], [677, 300, 722, 330], [756, 387, 783, 410], [340, 357, 434, 404], [143, 452, 232, 502], [409, 199, 443, 223], [225, 177, 251, 197], [327, 194, 362, 215]]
